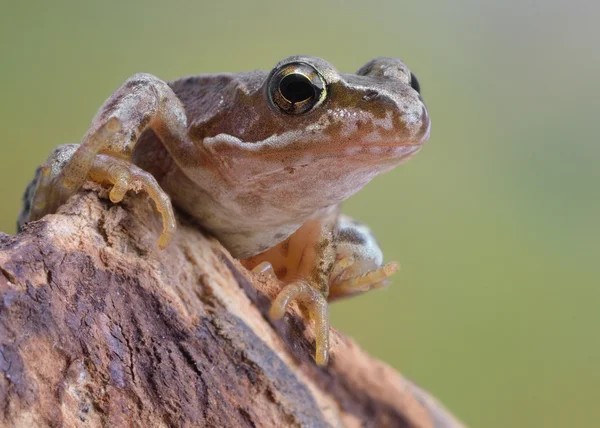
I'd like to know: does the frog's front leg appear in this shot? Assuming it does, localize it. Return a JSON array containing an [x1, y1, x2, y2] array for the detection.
[[245, 212, 398, 366], [245, 210, 338, 366], [24, 73, 195, 248]]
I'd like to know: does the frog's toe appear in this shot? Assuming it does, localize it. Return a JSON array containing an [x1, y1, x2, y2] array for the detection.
[[329, 261, 399, 301], [270, 281, 330, 366], [52, 117, 123, 202], [89, 154, 176, 249], [22, 144, 79, 224], [251, 261, 276, 278]]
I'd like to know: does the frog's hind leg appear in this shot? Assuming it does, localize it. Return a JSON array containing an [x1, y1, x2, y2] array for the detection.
[[328, 214, 399, 301], [19, 144, 79, 232], [25, 118, 121, 223]]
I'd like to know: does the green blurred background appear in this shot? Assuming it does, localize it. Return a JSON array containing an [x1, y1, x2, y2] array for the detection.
[[1, 0, 598, 426]]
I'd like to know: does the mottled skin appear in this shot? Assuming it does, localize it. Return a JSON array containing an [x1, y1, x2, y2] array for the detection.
[[19, 55, 430, 365]]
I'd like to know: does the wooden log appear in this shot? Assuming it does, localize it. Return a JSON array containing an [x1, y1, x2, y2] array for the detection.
[[0, 186, 465, 427]]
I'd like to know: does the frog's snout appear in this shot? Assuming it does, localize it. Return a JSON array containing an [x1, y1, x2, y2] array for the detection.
[[386, 91, 430, 146], [354, 56, 429, 144], [416, 106, 431, 144]]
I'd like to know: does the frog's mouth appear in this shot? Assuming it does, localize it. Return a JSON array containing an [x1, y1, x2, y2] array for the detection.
[[201, 134, 425, 195], [203, 126, 427, 160], [341, 142, 423, 162], [199, 128, 429, 216]]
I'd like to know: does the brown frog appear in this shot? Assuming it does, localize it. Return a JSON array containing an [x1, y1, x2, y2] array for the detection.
[[19, 55, 430, 365]]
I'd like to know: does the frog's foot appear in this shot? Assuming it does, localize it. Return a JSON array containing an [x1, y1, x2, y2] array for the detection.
[[27, 118, 122, 223], [328, 256, 399, 301], [88, 154, 176, 249], [26, 141, 175, 249], [270, 282, 330, 366]]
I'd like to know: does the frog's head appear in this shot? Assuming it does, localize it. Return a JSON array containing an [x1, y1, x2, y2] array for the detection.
[[201, 55, 430, 215], [263, 55, 430, 153]]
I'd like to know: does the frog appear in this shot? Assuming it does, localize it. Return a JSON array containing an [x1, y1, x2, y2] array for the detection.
[[18, 55, 430, 366]]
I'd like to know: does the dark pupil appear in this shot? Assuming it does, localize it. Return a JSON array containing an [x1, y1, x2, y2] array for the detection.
[[280, 74, 314, 103]]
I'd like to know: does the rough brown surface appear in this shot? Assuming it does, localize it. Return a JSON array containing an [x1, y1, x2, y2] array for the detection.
[[0, 187, 465, 427]]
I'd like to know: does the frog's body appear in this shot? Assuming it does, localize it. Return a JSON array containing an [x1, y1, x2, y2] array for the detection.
[[19, 55, 430, 365]]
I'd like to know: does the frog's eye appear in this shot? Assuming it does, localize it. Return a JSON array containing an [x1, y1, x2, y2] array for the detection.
[[268, 63, 326, 114], [410, 72, 421, 94]]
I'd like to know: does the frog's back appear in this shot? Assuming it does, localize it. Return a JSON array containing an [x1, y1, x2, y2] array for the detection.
[[168, 71, 268, 137]]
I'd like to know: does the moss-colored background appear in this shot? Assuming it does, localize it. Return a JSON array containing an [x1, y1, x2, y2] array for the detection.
[[1, 1, 598, 426]]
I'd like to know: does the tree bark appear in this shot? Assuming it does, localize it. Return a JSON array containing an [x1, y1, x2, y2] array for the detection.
[[0, 186, 465, 428]]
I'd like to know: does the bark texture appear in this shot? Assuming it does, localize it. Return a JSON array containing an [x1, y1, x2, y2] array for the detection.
[[0, 187, 465, 428]]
